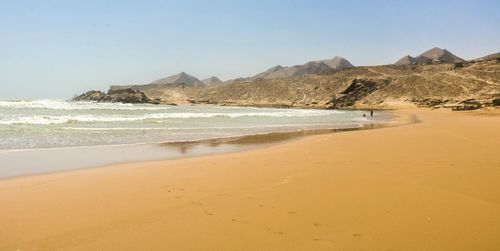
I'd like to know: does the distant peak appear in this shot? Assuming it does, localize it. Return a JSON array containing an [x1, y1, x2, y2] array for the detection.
[[270, 65, 284, 70], [395, 47, 464, 65], [315, 56, 354, 69], [150, 71, 204, 87], [201, 76, 223, 85]]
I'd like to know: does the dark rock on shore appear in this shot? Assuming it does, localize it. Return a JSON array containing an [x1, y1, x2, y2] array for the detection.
[[73, 90, 107, 101], [328, 79, 386, 108], [493, 98, 500, 106], [73, 88, 162, 104], [411, 98, 451, 107]]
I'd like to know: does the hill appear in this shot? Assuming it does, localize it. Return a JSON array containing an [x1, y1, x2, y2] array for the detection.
[[313, 56, 354, 69], [75, 50, 500, 109], [394, 47, 465, 65], [243, 56, 353, 80], [201, 76, 223, 85], [150, 72, 204, 87], [394, 55, 417, 65], [475, 52, 500, 61], [190, 59, 499, 109]]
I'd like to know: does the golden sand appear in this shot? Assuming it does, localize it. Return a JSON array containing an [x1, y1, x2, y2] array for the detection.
[[1, 109, 499, 250]]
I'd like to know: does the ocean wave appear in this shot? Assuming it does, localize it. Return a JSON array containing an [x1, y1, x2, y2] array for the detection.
[[0, 100, 174, 111], [60, 123, 339, 131], [0, 110, 342, 125]]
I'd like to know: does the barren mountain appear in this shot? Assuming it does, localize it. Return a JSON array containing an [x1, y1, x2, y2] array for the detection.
[[77, 50, 500, 109], [247, 57, 353, 80], [150, 72, 204, 87], [261, 61, 333, 79], [251, 65, 285, 80], [201, 76, 223, 85], [313, 56, 354, 69], [189, 59, 499, 109], [394, 55, 417, 65], [395, 47, 465, 65]]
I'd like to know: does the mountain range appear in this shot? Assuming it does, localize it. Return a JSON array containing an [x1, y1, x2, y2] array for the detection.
[[78, 47, 500, 110], [111, 56, 355, 89], [243, 56, 354, 81]]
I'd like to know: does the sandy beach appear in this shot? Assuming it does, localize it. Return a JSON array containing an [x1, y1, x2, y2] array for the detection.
[[1, 108, 499, 250]]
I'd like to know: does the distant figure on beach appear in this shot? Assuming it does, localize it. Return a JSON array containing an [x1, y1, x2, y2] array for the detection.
[[370, 110, 373, 117]]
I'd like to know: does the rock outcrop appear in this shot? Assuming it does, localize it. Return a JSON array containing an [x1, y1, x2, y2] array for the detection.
[[73, 90, 107, 101], [328, 79, 385, 108], [73, 88, 161, 104]]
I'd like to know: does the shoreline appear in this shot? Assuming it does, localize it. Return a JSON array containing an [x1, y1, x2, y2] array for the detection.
[[1, 108, 499, 250], [0, 110, 407, 179]]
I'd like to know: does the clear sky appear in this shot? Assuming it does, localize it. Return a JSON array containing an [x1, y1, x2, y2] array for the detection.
[[1, 0, 499, 99]]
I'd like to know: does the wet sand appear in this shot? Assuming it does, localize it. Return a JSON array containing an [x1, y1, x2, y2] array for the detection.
[[0, 109, 499, 250]]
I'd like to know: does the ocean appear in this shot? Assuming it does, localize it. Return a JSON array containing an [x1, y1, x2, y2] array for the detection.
[[0, 100, 387, 150], [0, 100, 391, 177]]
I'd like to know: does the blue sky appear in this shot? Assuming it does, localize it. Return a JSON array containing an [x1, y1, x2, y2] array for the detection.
[[1, 0, 499, 99]]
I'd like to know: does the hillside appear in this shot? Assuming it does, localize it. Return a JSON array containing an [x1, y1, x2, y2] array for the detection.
[[75, 49, 500, 109], [189, 59, 499, 109]]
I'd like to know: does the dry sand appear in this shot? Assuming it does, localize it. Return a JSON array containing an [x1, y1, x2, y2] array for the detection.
[[0, 109, 499, 250]]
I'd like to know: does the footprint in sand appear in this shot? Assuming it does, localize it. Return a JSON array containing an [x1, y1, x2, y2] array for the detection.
[[266, 228, 285, 235], [230, 218, 248, 224], [313, 238, 334, 243], [190, 201, 203, 206]]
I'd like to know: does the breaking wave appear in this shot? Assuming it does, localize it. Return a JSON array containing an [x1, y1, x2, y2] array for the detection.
[[0, 99, 173, 111], [0, 111, 343, 125]]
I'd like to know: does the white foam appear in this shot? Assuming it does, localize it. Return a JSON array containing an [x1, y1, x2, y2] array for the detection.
[[0, 100, 174, 111], [0, 110, 343, 125]]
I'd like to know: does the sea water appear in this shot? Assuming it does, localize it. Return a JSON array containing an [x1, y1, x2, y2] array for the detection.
[[0, 100, 386, 150], [0, 100, 390, 177]]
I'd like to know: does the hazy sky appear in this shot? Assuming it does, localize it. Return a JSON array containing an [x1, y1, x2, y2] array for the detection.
[[1, 0, 499, 99]]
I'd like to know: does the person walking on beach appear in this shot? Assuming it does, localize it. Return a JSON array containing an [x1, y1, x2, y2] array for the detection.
[[370, 110, 373, 117]]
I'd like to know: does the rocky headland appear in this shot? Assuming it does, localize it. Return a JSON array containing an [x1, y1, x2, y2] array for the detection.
[[73, 88, 163, 105]]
